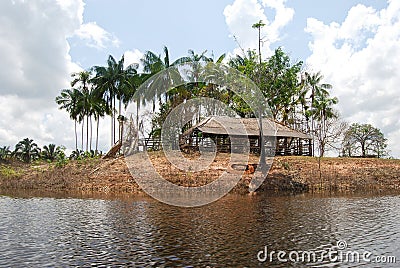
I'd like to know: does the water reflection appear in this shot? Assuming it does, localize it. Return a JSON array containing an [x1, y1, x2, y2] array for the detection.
[[0, 193, 399, 267]]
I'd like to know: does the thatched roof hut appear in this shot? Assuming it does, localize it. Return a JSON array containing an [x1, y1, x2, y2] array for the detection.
[[181, 116, 312, 156], [193, 116, 310, 139]]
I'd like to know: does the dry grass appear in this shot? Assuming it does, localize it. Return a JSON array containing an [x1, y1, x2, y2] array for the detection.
[[0, 153, 400, 196]]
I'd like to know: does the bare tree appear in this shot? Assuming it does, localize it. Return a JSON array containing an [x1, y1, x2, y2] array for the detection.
[[312, 111, 347, 183], [313, 112, 348, 157]]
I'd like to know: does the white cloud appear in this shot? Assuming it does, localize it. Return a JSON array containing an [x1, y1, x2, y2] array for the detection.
[[0, 0, 80, 99], [261, 0, 294, 41], [0, 0, 113, 151], [0, 95, 71, 148], [124, 49, 144, 72], [224, 0, 294, 57], [305, 0, 400, 157], [74, 21, 120, 50]]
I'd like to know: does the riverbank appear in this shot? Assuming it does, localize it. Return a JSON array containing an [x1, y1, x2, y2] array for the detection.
[[1, 152, 400, 197]]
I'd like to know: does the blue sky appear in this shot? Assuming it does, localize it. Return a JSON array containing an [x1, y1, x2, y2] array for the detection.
[[68, 0, 239, 67], [0, 0, 399, 157], [68, 0, 388, 67]]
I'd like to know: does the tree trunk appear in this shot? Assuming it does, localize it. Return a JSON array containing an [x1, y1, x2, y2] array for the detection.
[[90, 116, 93, 152], [361, 142, 366, 157], [86, 115, 89, 152], [136, 100, 140, 138], [96, 118, 99, 154], [113, 96, 117, 144], [74, 120, 78, 151], [318, 156, 322, 189], [377, 141, 380, 158], [81, 120, 84, 151], [110, 97, 114, 147], [259, 107, 266, 173], [120, 117, 124, 144], [118, 99, 122, 142], [258, 27, 262, 64], [311, 88, 315, 157]]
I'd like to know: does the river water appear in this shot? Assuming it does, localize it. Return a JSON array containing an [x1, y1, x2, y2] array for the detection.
[[0, 192, 399, 267]]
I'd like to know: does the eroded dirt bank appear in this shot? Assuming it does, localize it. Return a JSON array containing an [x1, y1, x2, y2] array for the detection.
[[1, 152, 400, 197]]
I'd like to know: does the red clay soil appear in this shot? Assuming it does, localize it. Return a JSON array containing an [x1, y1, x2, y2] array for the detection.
[[1, 153, 400, 197]]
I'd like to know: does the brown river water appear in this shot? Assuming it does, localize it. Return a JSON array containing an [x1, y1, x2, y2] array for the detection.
[[0, 192, 399, 267]]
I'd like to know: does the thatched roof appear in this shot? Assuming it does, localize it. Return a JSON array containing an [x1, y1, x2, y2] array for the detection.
[[194, 116, 311, 139]]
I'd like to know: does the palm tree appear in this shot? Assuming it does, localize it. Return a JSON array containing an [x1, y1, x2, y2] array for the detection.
[[71, 70, 92, 151], [42, 144, 63, 161], [0, 146, 11, 161], [14, 138, 40, 163], [176, 49, 213, 65], [306, 72, 332, 109], [92, 55, 137, 146], [141, 46, 172, 74], [141, 46, 179, 110], [78, 87, 92, 151], [195, 53, 228, 116], [176, 49, 212, 81], [173, 49, 213, 123], [122, 73, 144, 138], [305, 72, 333, 155], [71, 71, 91, 92], [139, 46, 190, 141], [69, 149, 84, 160], [90, 91, 110, 153], [56, 88, 82, 150]]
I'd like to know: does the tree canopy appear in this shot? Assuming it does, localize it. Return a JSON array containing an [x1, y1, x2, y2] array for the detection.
[[54, 45, 343, 156], [342, 123, 388, 158]]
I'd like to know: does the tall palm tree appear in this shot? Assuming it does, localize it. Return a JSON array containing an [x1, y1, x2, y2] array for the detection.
[[71, 71, 91, 92], [71, 70, 94, 151], [141, 46, 171, 74], [122, 73, 144, 138], [141, 46, 178, 110], [79, 88, 92, 151], [305, 71, 333, 156], [92, 55, 137, 146], [14, 138, 40, 163], [176, 49, 213, 65], [176, 49, 212, 81], [90, 90, 110, 153], [56, 88, 82, 150], [173, 49, 213, 120], [306, 72, 332, 107]]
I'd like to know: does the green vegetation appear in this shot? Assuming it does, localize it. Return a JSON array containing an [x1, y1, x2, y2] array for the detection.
[[14, 138, 41, 163], [0, 137, 102, 170], [0, 146, 11, 161], [342, 123, 388, 158], [281, 161, 291, 171], [0, 22, 387, 161], [42, 144, 64, 162], [0, 165, 20, 178], [54, 45, 341, 155]]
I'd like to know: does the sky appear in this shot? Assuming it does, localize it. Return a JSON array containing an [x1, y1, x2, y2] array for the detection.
[[0, 0, 399, 157]]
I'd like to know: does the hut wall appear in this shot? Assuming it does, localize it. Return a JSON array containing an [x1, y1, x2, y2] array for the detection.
[[185, 132, 311, 156]]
